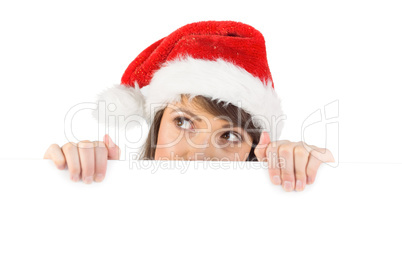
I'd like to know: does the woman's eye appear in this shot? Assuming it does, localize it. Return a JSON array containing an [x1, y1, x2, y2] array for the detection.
[[174, 116, 193, 130], [174, 117, 242, 143], [221, 132, 242, 143]]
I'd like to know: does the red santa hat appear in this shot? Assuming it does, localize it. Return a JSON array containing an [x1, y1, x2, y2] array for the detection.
[[92, 20, 284, 140]]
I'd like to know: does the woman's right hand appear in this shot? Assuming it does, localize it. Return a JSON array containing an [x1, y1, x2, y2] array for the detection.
[[43, 134, 121, 184]]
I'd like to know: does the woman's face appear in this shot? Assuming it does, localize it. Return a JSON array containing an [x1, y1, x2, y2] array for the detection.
[[154, 98, 254, 161]]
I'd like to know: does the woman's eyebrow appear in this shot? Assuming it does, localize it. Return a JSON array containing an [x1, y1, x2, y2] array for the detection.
[[170, 107, 242, 128], [221, 123, 241, 129], [170, 108, 202, 122]]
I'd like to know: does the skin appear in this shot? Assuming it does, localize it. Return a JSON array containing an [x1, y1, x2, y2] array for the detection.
[[253, 135, 335, 192], [154, 100, 254, 161], [44, 98, 335, 192], [43, 135, 121, 184]]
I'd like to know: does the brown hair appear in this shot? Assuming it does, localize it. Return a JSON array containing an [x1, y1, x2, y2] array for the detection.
[[138, 94, 262, 161]]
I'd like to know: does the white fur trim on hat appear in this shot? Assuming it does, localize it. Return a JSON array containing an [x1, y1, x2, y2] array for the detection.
[[92, 56, 285, 140]]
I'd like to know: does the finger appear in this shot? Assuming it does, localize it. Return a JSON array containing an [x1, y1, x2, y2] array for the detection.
[[104, 134, 121, 160], [266, 140, 291, 186], [278, 142, 295, 192], [308, 145, 335, 162], [306, 147, 334, 184], [254, 131, 270, 162], [293, 142, 311, 191], [44, 144, 66, 170], [93, 141, 108, 182], [61, 142, 81, 182], [78, 140, 95, 184]]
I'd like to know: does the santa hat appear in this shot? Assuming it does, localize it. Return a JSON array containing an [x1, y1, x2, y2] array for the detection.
[[92, 20, 284, 140]]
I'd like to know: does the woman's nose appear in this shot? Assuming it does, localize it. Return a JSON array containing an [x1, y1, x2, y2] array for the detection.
[[185, 131, 213, 160]]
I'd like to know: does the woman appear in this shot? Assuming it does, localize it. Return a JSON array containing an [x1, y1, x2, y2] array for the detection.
[[44, 20, 335, 191]]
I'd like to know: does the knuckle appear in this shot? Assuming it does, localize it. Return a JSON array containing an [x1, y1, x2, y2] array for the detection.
[[278, 145, 292, 158], [268, 141, 278, 148], [95, 143, 108, 153], [266, 145, 277, 155], [94, 141, 107, 148], [297, 141, 308, 147], [269, 140, 286, 149], [78, 140, 94, 149], [294, 145, 308, 158], [62, 142, 77, 152], [50, 144, 60, 149], [44, 145, 56, 159]]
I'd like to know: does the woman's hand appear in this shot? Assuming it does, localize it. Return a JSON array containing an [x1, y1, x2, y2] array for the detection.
[[43, 134, 121, 184], [254, 131, 335, 192]]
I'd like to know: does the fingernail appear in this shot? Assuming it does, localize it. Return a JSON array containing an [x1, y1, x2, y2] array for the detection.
[[272, 175, 281, 184], [94, 174, 104, 182], [71, 175, 80, 182], [296, 180, 303, 191], [284, 181, 293, 191], [84, 176, 93, 184]]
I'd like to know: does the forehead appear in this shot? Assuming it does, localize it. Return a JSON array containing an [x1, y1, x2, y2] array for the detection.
[[167, 99, 224, 121], [168, 96, 209, 114]]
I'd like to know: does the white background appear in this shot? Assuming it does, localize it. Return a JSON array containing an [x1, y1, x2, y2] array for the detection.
[[1, 1, 402, 267]]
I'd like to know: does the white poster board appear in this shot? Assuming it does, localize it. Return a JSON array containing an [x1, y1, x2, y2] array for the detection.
[[0, 160, 401, 267]]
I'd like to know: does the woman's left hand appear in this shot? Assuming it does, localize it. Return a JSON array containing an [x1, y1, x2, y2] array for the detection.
[[254, 131, 335, 192]]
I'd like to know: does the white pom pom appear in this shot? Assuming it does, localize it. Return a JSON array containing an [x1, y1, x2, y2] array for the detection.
[[92, 83, 147, 130]]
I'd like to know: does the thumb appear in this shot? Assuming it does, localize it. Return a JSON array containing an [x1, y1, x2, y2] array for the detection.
[[254, 131, 271, 162], [103, 134, 121, 160]]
